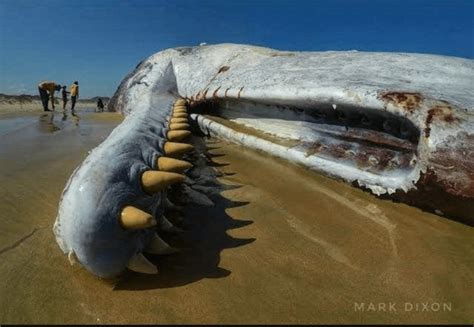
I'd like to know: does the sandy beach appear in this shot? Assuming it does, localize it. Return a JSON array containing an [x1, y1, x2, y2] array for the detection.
[[0, 110, 472, 324], [0, 94, 106, 117]]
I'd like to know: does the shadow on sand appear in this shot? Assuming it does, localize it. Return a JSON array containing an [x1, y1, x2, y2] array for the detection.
[[38, 113, 60, 133], [114, 134, 255, 291]]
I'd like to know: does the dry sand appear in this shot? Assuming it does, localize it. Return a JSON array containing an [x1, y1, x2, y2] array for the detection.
[[0, 112, 472, 324]]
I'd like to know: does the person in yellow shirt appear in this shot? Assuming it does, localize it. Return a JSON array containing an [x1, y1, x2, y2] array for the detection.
[[70, 81, 79, 111], [38, 81, 61, 111]]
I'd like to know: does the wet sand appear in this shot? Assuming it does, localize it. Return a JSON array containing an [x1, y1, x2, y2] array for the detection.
[[0, 98, 100, 116], [0, 112, 473, 324]]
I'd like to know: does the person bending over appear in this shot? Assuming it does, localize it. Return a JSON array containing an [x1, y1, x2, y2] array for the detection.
[[38, 81, 61, 112]]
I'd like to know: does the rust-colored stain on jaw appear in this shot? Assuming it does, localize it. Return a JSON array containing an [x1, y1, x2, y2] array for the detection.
[[305, 142, 324, 157], [424, 103, 457, 138], [380, 91, 423, 113], [444, 113, 456, 123], [328, 143, 351, 159], [429, 132, 474, 198]]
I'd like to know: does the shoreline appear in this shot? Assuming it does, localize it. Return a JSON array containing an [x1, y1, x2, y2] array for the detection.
[[0, 101, 114, 118], [0, 94, 111, 117]]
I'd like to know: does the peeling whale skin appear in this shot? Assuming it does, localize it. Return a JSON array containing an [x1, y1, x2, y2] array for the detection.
[[54, 44, 473, 278]]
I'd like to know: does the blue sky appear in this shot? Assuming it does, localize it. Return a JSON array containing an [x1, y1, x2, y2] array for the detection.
[[0, 0, 472, 98]]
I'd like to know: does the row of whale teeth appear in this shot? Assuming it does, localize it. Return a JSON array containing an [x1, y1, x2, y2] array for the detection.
[[123, 98, 191, 275]]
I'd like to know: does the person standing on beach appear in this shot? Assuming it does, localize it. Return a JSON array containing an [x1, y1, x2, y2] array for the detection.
[[38, 81, 61, 112], [61, 86, 70, 111], [96, 98, 104, 112], [70, 81, 79, 112]]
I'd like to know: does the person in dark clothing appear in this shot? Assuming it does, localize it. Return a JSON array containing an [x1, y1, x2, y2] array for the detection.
[[38, 87, 49, 111], [96, 98, 104, 112], [61, 86, 70, 111], [70, 81, 79, 112]]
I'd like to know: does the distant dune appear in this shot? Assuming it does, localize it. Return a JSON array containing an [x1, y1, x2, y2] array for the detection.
[[0, 93, 111, 115]]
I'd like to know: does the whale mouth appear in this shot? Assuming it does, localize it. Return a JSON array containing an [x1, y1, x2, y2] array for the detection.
[[189, 98, 420, 193]]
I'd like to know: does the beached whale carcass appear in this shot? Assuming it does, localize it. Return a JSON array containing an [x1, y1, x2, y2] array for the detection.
[[53, 44, 474, 278]]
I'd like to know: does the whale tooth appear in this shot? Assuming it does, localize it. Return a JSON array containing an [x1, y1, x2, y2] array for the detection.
[[145, 233, 179, 255], [141, 171, 185, 193], [173, 112, 188, 119], [173, 106, 187, 111], [169, 123, 190, 130], [120, 206, 157, 229], [68, 250, 78, 266], [167, 130, 191, 142], [173, 110, 187, 115], [127, 253, 158, 274], [164, 142, 194, 158], [175, 99, 186, 106], [170, 117, 188, 124], [157, 157, 193, 172]]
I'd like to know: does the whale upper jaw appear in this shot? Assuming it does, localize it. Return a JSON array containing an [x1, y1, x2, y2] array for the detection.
[[54, 44, 474, 278], [111, 44, 473, 200]]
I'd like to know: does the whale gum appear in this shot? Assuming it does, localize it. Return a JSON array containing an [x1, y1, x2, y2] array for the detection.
[[0, 113, 472, 324]]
